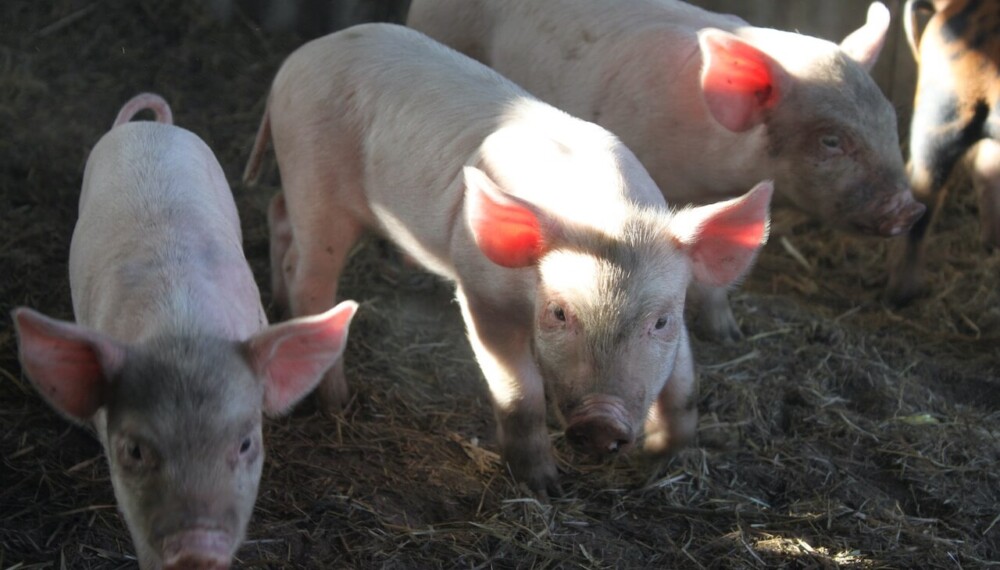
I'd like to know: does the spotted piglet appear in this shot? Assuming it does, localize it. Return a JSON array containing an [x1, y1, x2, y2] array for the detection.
[[887, 0, 1000, 305], [12, 93, 358, 570]]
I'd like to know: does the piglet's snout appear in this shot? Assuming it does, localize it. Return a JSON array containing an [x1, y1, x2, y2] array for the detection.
[[874, 191, 926, 237], [162, 529, 233, 570], [565, 396, 635, 456]]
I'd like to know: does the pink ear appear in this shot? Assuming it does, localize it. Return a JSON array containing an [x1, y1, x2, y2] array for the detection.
[[671, 181, 773, 286], [464, 166, 547, 268], [840, 2, 890, 72], [247, 301, 358, 416], [698, 29, 784, 133], [11, 307, 124, 423]]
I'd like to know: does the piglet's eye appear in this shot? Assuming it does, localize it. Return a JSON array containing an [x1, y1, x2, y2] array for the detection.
[[654, 316, 669, 330], [821, 135, 841, 149], [553, 306, 566, 322], [117, 437, 155, 471], [239, 437, 252, 454], [128, 443, 143, 461]]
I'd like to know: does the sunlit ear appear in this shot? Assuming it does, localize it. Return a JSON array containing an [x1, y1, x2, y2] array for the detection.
[[670, 181, 773, 286], [464, 166, 550, 268], [840, 2, 890, 72], [11, 307, 124, 424], [698, 29, 787, 132], [246, 301, 359, 416]]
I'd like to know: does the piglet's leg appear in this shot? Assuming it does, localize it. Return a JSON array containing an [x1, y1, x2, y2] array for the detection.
[[268, 192, 294, 318], [972, 138, 1000, 250], [887, 98, 985, 306], [644, 326, 698, 454], [687, 282, 742, 343], [456, 287, 559, 499], [282, 173, 365, 414]]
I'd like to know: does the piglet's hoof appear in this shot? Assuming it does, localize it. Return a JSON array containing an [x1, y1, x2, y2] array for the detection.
[[504, 446, 562, 501], [884, 274, 924, 308]]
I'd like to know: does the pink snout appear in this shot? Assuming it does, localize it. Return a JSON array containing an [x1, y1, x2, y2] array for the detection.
[[565, 396, 635, 456], [162, 529, 234, 570], [873, 193, 926, 237]]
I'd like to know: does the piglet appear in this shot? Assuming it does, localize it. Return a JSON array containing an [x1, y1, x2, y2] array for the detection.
[[407, 0, 925, 340], [886, 0, 1000, 305], [243, 24, 771, 496], [12, 92, 358, 570]]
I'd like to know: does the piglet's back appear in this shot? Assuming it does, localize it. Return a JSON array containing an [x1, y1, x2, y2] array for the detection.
[[70, 121, 265, 342], [268, 24, 658, 241]]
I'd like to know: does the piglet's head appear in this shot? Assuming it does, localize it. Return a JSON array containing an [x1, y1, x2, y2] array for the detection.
[[12, 302, 357, 570], [697, 3, 921, 237], [465, 166, 771, 457]]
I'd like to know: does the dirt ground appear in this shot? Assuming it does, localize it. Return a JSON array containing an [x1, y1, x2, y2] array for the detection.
[[1, 1, 998, 568]]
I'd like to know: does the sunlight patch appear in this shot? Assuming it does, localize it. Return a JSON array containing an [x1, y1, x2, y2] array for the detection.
[[754, 535, 870, 567]]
